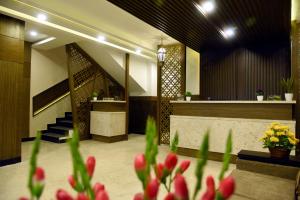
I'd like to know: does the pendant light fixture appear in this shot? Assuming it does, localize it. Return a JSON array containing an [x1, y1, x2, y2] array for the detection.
[[157, 38, 166, 63]]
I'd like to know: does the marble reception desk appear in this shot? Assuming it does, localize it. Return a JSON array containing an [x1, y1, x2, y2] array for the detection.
[[170, 101, 296, 160], [90, 100, 127, 143]]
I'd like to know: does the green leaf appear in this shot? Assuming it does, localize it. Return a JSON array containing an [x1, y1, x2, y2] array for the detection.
[[170, 132, 179, 153], [219, 130, 233, 181], [192, 131, 209, 200]]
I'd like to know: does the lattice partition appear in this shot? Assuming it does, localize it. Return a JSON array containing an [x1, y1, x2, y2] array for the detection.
[[66, 43, 124, 139], [158, 44, 186, 144]]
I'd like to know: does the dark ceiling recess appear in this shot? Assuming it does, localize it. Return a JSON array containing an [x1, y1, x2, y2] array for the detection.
[[107, 0, 291, 52]]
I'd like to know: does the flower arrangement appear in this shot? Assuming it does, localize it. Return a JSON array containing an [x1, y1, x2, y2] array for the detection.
[[133, 118, 235, 200], [260, 122, 299, 150], [185, 91, 192, 97], [255, 89, 264, 96], [280, 77, 294, 93], [20, 118, 235, 200]]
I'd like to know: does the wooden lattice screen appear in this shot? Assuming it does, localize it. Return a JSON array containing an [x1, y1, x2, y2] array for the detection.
[[66, 43, 124, 139], [158, 44, 186, 144]]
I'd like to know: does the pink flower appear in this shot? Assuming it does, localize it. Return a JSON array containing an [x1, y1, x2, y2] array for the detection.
[[177, 160, 190, 174], [201, 176, 215, 200], [77, 193, 89, 200], [164, 153, 178, 172], [19, 197, 29, 200], [134, 154, 146, 172], [145, 179, 160, 200], [155, 163, 164, 180], [133, 193, 144, 200], [95, 190, 109, 200], [164, 193, 175, 200], [219, 176, 235, 199], [93, 182, 105, 195], [174, 174, 189, 200], [68, 175, 76, 189], [56, 189, 74, 200], [34, 167, 45, 181], [86, 156, 96, 177]]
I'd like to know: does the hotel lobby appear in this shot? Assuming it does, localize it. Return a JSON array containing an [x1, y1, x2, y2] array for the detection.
[[0, 0, 299, 199]]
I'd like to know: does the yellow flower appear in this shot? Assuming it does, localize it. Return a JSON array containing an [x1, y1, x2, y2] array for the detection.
[[273, 125, 281, 130], [288, 138, 296, 145], [280, 125, 289, 131], [270, 136, 279, 142], [288, 131, 295, 138], [271, 122, 280, 127], [259, 134, 268, 141], [276, 131, 285, 136], [265, 130, 274, 136]]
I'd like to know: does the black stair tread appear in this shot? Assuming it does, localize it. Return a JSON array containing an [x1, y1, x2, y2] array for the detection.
[[57, 119, 73, 123], [42, 132, 69, 140], [49, 126, 73, 130]]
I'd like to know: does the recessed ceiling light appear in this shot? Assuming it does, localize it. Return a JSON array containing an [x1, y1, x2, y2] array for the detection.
[[97, 35, 106, 42], [221, 27, 236, 39], [135, 48, 142, 54], [30, 30, 38, 36], [37, 13, 47, 21], [196, 0, 215, 15]]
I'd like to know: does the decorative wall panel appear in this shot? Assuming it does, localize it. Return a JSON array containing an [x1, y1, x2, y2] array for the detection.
[[200, 44, 290, 100], [66, 43, 124, 139], [158, 44, 185, 144]]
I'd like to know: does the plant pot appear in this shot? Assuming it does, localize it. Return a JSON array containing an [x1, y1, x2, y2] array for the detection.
[[268, 147, 291, 159], [93, 97, 97, 101], [256, 95, 263, 101], [186, 96, 191, 101], [285, 93, 293, 101]]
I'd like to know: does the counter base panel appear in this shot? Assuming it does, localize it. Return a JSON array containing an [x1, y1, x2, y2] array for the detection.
[[91, 134, 128, 143]]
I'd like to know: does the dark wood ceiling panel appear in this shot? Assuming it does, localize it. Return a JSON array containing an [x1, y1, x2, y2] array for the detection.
[[107, 0, 291, 52]]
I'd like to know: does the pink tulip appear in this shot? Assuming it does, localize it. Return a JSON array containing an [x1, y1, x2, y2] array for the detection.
[[93, 182, 105, 195], [219, 176, 235, 199], [19, 197, 29, 200], [86, 156, 96, 177], [77, 193, 89, 200], [201, 176, 215, 200], [134, 154, 146, 172], [68, 175, 76, 189], [164, 193, 175, 200], [133, 193, 144, 200], [145, 179, 160, 200], [155, 163, 164, 180], [174, 174, 189, 200], [164, 153, 178, 172], [56, 189, 74, 200], [95, 190, 109, 200], [177, 160, 190, 174], [34, 167, 45, 181]]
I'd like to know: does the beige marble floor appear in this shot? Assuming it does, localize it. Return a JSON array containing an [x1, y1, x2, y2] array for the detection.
[[0, 134, 235, 200]]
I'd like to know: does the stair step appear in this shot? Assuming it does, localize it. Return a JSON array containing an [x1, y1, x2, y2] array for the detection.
[[56, 119, 73, 128], [41, 132, 69, 143], [65, 112, 72, 117], [48, 126, 73, 134]]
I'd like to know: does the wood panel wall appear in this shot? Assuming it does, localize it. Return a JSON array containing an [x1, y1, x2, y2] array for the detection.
[[292, 21, 300, 156], [129, 96, 157, 134], [200, 44, 291, 100], [0, 14, 25, 165]]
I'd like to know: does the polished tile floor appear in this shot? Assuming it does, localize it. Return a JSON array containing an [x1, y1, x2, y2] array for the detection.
[[0, 134, 235, 199]]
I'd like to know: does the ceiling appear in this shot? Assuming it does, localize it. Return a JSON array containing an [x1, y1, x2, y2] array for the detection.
[[108, 0, 291, 52], [0, 0, 178, 53]]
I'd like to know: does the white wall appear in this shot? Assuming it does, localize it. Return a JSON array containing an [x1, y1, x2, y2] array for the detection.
[[30, 46, 71, 137], [186, 47, 200, 95]]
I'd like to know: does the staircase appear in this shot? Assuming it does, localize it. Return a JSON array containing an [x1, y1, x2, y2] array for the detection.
[[41, 112, 73, 143]]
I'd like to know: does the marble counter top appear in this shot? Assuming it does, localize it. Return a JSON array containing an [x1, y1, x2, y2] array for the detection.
[[170, 100, 296, 104], [91, 100, 126, 103]]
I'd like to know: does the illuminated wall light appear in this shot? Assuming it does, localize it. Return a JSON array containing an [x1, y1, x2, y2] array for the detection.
[[97, 35, 106, 42], [32, 37, 56, 46], [221, 27, 236, 39], [135, 48, 142, 54], [30, 30, 38, 36], [195, 0, 215, 15], [37, 13, 47, 21]]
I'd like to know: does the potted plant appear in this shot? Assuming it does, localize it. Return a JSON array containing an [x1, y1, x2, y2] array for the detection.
[[91, 91, 98, 101], [185, 91, 192, 101], [260, 122, 299, 159], [281, 77, 294, 101], [256, 89, 264, 101]]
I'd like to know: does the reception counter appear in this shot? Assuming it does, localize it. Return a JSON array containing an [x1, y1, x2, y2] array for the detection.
[[90, 100, 127, 143], [170, 101, 296, 161]]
